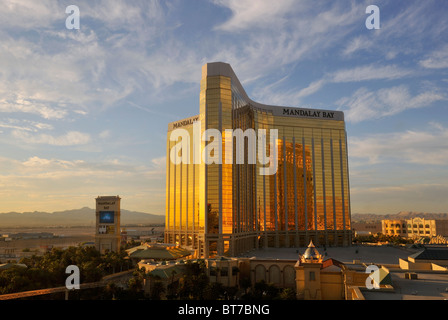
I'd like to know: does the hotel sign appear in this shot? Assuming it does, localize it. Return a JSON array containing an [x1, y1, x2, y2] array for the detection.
[[273, 107, 344, 121], [169, 116, 200, 131]]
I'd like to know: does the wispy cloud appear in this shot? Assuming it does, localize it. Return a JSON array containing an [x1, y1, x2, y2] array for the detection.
[[252, 63, 414, 108], [331, 65, 413, 83], [12, 130, 91, 146], [341, 1, 448, 59], [209, 1, 364, 84], [349, 122, 448, 165], [420, 44, 448, 69], [0, 154, 165, 212], [337, 85, 446, 123], [0, 119, 53, 132], [213, 0, 299, 31]]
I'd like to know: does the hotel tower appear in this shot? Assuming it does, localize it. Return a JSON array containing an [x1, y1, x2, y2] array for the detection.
[[165, 62, 351, 258]]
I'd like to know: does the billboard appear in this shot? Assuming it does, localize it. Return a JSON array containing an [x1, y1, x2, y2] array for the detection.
[[99, 211, 115, 224]]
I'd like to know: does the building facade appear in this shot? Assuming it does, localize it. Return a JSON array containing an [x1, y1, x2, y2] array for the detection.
[[95, 196, 121, 253], [139, 242, 380, 300], [165, 62, 351, 258], [382, 218, 448, 238], [352, 222, 382, 236]]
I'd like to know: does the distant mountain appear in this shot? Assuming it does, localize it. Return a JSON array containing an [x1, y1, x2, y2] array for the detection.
[[352, 212, 448, 222], [0, 207, 165, 227]]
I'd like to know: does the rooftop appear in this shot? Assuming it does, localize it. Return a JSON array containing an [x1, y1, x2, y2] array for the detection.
[[239, 245, 420, 265], [362, 272, 448, 300], [126, 243, 192, 260], [409, 247, 448, 261]]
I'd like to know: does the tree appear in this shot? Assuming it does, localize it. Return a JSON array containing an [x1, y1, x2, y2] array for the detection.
[[126, 269, 145, 299], [149, 280, 166, 300], [242, 280, 280, 300], [279, 288, 296, 300], [176, 260, 209, 300], [203, 282, 225, 300]]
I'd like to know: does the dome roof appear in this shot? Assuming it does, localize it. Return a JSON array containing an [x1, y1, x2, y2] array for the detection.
[[301, 240, 322, 262]]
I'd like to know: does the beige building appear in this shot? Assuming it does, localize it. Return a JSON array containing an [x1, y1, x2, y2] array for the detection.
[[138, 241, 383, 300], [352, 222, 382, 236], [382, 218, 448, 238], [95, 196, 121, 253], [137, 243, 448, 300]]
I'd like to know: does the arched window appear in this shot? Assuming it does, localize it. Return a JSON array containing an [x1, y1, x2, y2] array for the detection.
[[255, 265, 266, 283], [269, 265, 281, 285], [283, 266, 295, 287]]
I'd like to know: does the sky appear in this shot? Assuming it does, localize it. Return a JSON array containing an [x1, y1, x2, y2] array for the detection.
[[0, 0, 447, 215]]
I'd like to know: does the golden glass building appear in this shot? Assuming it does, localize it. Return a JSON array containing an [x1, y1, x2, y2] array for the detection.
[[165, 62, 351, 258]]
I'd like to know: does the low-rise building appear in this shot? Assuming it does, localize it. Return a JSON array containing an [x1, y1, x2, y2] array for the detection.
[[135, 242, 448, 300], [382, 218, 448, 239], [352, 222, 382, 236], [127, 243, 194, 263], [137, 241, 382, 300]]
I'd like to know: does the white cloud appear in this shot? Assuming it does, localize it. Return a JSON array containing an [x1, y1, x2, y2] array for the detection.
[[208, 1, 364, 85], [342, 36, 373, 56], [0, 1, 171, 120], [340, 2, 448, 59], [0, 118, 53, 132], [22, 156, 83, 169], [99, 130, 111, 139], [12, 130, 91, 146], [349, 122, 448, 165], [0, 153, 166, 212], [337, 85, 446, 123], [0, 1, 61, 29], [151, 156, 166, 168], [252, 63, 414, 107], [330, 65, 413, 83], [420, 45, 448, 69], [213, 0, 299, 31], [0, 95, 68, 119]]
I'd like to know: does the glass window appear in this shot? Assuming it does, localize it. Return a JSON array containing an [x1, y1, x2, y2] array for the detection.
[[221, 267, 229, 277]]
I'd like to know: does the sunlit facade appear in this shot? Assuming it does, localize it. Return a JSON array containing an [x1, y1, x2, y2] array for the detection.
[[382, 218, 448, 238], [165, 62, 351, 258]]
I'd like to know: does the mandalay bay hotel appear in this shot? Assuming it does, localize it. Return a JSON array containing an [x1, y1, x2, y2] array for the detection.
[[165, 62, 351, 258]]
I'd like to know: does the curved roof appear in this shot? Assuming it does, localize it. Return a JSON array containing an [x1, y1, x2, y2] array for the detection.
[[202, 62, 344, 121], [126, 243, 192, 260]]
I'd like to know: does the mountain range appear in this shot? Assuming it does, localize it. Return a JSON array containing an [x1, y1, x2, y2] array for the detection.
[[1, 208, 445, 227], [352, 211, 448, 223], [0, 207, 165, 228]]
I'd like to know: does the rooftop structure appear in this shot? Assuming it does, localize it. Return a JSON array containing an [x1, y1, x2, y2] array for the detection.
[[126, 243, 193, 261]]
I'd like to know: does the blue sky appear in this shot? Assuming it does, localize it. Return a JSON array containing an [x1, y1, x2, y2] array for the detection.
[[0, 0, 447, 215]]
